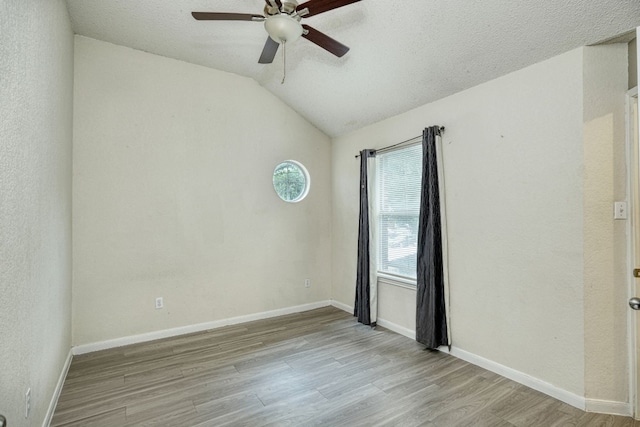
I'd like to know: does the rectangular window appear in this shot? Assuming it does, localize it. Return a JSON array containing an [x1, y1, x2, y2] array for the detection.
[[377, 143, 422, 282]]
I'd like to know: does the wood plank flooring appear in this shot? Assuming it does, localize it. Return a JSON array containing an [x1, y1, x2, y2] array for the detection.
[[52, 307, 639, 426]]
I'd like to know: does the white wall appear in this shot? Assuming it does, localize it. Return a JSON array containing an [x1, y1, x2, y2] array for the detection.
[[332, 45, 629, 402], [72, 37, 332, 345], [583, 45, 628, 405], [0, 0, 74, 425]]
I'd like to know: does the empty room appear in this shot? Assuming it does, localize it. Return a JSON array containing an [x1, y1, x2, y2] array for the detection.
[[4, 0, 640, 426]]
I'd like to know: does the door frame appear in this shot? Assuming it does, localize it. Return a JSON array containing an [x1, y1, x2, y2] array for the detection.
[[626, 86, 638, 419]]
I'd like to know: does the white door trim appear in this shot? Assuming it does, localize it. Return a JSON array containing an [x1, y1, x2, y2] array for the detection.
[[625, 86, 638, 419]]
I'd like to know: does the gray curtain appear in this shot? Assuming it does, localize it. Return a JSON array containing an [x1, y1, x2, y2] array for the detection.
[[416, 127, 449, 348], [354, 149, 376, 325]]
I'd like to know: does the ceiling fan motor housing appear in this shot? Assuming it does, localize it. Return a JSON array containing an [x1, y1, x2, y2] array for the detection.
[[264, 1, 298, 16], [281, 1, 298, 14]]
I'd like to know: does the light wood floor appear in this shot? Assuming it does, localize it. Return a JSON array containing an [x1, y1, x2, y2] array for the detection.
[[52, 307, 638, 426]]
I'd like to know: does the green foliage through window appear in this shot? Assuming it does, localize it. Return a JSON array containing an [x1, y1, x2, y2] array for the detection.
[[377, 144, 421, 279], [273, 161, 309, 202]]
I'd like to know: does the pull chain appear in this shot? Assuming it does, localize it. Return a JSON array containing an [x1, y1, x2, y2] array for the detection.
[[281, 41, 286, 84]]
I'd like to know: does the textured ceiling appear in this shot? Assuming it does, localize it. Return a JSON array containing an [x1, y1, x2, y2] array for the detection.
[[65, 0, 640, 137]]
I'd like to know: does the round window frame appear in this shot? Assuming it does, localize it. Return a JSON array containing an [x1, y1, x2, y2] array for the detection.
[[272, 160, 310, 203]]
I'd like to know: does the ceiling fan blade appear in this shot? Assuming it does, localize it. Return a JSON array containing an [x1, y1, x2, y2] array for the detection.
[[297, 0, 361, 17], [302, 25, 349, 57], [258, 37, 280, 64], [191, 12, 265, 21]]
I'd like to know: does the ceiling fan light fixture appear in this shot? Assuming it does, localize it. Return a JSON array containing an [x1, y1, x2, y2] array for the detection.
[[264, 14, 303, 44]]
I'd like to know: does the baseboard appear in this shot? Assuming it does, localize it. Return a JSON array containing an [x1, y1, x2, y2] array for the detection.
[[328, 301, 596, 412], [443, 346, 586, 411], [73, 300, 332, 355], [336, 310, 588, 411], [68, 298, 626, 416], [329, 300, 416, 340], [330, 299, 353, 313], [585, 399, 631, 416], [375, 318, 416, 340], [43, 349, 73, 427]]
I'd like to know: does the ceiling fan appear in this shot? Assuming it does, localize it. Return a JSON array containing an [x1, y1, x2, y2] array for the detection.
[[192, 0, 361, 64]]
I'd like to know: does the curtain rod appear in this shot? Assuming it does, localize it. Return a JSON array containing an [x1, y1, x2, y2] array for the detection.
[[354, 126, 445, 158]]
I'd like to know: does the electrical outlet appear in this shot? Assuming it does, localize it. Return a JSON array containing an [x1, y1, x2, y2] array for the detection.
[[155, 297, 164, 309], [305, 279, 310, 288], [25, 387, 31, 418]]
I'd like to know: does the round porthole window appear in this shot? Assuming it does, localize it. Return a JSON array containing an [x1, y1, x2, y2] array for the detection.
[[273, 160, 310, 203]]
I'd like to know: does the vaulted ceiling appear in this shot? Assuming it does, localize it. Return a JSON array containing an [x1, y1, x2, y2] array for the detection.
[[65, 0, 640, 137]]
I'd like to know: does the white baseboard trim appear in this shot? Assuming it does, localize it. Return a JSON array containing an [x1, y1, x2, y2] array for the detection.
[[375, 318, 416, 340], [330, 299, 353, 313], [43, 349, 73, 427], [364, 316, 628, 415], [370, 322, 628, 415], [330, 302, 590, 412], [68, 298, 627, 417], [585, 399, 631, 416], [329, 300, 416, 340], [442, 346, 586, 411], [73, 301, 332, 355]]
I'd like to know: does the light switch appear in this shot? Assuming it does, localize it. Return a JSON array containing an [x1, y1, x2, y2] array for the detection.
[[614, 202, 628, 220]]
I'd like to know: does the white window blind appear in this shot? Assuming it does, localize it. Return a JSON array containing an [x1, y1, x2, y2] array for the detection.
[[377, 143, 422, 281]]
